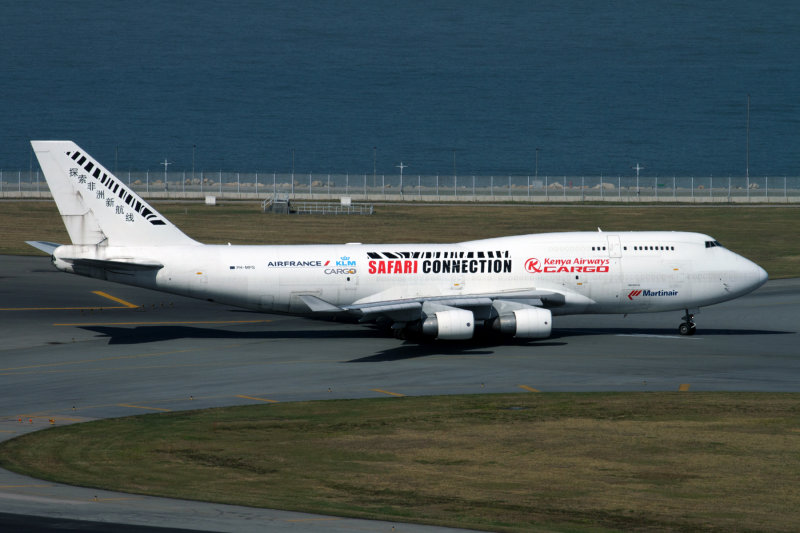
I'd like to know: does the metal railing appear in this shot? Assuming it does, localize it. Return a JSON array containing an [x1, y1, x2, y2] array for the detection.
[[3, 169, 800, 203]]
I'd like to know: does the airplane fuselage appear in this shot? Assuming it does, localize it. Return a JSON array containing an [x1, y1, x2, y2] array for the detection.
[[51, 230, 766, 319], [31, 140, 769, 340]]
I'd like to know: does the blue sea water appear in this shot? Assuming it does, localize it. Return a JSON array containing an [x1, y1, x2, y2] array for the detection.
[[1, 1, 798, 177]]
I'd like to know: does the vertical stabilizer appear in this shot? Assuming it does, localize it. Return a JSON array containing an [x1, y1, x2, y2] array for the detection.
[[32, 141, 197, 247]]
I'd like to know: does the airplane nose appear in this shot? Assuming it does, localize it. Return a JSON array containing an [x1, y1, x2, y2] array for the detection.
[[754, 263, 768, 287], [741, 258, 768, 293]]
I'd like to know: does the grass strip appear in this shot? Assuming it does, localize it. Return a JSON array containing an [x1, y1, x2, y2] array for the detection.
[[5, 201, 799, 278], [2, 392, 799, 532]]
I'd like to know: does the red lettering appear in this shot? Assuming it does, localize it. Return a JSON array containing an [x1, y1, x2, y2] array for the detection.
[[369, 261, 376, 274]]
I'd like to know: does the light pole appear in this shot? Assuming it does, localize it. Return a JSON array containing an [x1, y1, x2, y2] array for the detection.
[[632, 163, 644, 196], [746, 94, 750, 189], [161, 158, 172, 191], [396, 161, 407, 196]]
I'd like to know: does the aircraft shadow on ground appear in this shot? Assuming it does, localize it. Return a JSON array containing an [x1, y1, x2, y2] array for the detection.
[[79, 325, 384, 345], [77, 324, 567, 360], [549, 327, 794, 339], [346, 339, 568, 363], [77, 324, 792, 356]]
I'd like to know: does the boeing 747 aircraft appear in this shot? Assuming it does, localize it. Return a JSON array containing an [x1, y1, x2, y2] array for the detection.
[[28, 141, 768, 340]]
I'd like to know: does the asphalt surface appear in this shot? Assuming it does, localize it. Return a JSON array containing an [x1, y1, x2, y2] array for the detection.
[[1, 255, 798, 532]]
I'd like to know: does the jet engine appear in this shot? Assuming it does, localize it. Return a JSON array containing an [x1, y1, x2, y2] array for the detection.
[[492, 307, 552, 338], [421, 308, 474, 340]]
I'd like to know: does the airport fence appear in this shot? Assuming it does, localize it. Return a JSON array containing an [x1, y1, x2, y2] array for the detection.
[[3, 169, 800, 203]]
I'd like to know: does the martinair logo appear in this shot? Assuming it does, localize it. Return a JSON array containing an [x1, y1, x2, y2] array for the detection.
[[525, 257, 610, 273], [628, 289, 679, 300]]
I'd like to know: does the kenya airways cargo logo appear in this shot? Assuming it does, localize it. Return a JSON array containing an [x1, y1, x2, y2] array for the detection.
[[628, 289, 679, 300], [525, 258, 542, 273], [525, 257, 610, 273]]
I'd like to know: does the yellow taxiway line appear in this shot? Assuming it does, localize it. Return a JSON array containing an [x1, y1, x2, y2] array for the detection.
[[0, 289, 138, 311], [236, 395, 279, 403], [91, 290, 139, 308], [371, 388, 405, 397], [117, 404, 171, 412]]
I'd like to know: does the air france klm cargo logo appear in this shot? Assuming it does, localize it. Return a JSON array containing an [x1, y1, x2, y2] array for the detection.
[[367, 250, 512, 275], [525, 257, 610, 273], [627, 289, 679, 300], [325, 256, 357, 275]]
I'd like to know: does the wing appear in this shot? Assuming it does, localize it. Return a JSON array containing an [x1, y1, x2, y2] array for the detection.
[[297, 288, 570, 339]]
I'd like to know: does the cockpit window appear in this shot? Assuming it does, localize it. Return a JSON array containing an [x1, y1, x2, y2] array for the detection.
[[705, 240, 723, 248]]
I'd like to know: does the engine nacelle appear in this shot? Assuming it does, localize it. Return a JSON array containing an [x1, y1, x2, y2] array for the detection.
[[421, 308, 475, 340], [493, 307, 552, 338]]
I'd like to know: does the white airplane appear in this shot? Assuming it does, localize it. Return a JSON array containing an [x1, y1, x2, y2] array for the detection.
[[28, 141, 768, 340]]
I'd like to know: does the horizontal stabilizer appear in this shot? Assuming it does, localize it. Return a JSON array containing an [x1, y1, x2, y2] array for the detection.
[[63, 257, 164, 271], [26, 241, 62, 255]]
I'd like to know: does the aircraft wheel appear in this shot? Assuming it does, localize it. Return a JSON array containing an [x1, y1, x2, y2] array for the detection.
[[678, 322, 697, 336]]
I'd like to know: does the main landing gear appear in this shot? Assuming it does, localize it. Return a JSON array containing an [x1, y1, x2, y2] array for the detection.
[[679, 309, 696, 336]]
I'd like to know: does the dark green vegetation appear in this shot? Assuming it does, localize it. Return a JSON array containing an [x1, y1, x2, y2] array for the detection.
[[2, 393, 799, 532], [4, 201, 799, 277]]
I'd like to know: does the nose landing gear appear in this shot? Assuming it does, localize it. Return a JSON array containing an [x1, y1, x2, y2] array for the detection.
[[679, 309, 696, 336]]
